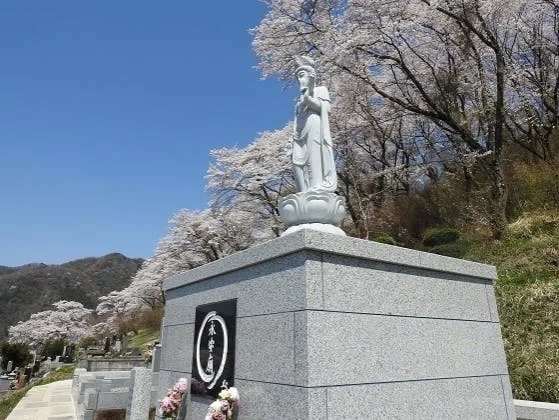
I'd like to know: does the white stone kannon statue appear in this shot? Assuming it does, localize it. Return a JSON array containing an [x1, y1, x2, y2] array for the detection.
[[279, 56, 346, 236]]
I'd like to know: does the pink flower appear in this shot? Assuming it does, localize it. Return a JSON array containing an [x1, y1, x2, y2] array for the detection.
[[169, 390, 182, 401], [220, 401, 230, 413], [211, 412, 226, 420], [159, 396, 176, 413], [173, 378, 188, 394]]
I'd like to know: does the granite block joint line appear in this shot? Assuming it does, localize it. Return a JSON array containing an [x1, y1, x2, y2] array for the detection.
[[232, 373, 511, 389]]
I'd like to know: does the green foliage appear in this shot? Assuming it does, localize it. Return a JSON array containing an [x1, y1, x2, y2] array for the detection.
[[41, 338, 67, 359], [78, 336, 98, 349], [0, 343, 31, 371], [138, 307, 164, 332], [372, 192, 445, 244], [0, 365, 75, 419], [115, 307, 164, 337], [428, 242, 467, 258], [367, 171, 490, 247], [507, 157, 559, 215], [468, 211, 559, 287], [422, 227, 461, 247], [41, 364, 76, 382], [0, 387, 28, 419], [373, 235, 398, 245]]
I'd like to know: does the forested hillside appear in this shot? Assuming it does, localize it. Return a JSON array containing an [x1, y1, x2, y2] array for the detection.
[[0, 253, 143, 342]]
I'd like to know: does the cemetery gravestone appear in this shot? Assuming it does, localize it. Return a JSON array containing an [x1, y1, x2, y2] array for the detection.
[[152, 344, 162, 372], [126, 367, 152, 420], [122, 336, 128, 354]]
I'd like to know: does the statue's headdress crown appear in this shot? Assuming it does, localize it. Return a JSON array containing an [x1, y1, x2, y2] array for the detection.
[[295, 55, 316, 78]]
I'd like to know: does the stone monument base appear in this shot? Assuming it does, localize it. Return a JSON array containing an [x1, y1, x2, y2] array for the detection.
[[278, 191, 345, 236], [158, 229, 515, 419]]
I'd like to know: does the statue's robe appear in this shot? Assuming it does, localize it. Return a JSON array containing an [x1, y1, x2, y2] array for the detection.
[[292, 86, 337, 192]]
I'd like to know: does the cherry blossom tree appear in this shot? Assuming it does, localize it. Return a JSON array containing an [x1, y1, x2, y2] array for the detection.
[[207, 124, 294, 236], [8, 301, 92, 350], [94, 290, 135, 335], [94, 1, 559, 316], [96, 291, 130, 318], [97, 207, 275, 327], [504, 1, 559, 161], [330, 75, 452, 237], [151, 207, 267, 274], [252, 0, 558, 238], [96, 129, 293, 320]]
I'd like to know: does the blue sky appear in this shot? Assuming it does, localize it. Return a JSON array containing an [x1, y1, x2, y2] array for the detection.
[[0, 1, 294, 266]]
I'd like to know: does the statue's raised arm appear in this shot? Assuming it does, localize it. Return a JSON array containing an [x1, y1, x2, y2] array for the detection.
[[279, 56, 346, 236]]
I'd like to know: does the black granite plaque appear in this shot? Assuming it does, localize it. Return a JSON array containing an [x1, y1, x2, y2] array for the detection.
[[190, 299, 237, 398]]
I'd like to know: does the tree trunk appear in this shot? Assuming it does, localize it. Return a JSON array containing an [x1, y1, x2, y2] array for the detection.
[[487, 155, 507, 240]]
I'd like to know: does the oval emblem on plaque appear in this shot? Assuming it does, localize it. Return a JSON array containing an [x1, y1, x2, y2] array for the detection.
[[191, 299, 236, 397], [195, 311, 228, 389]]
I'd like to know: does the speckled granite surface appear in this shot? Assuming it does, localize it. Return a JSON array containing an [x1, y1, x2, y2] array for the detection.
[[159, 229, 515, 419]]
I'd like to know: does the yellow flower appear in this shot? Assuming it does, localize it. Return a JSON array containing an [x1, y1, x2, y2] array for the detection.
[[218, 389, 231, 400]]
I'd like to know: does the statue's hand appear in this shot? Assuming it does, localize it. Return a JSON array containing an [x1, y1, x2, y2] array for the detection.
[[285, 141, 293, 156], [302, 92, 321, 112]]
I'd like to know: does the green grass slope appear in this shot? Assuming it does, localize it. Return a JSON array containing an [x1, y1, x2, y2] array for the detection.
[[128, 329, 160, 352], [466, 209, 559, 402]]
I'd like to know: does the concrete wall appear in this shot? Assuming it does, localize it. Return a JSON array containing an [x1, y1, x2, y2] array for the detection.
[[78, 357, 144, 372], [514, 399, 559, 420]]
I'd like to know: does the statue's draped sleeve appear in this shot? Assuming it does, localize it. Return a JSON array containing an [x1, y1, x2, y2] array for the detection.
[[315, 86, 332, 147], [315, 86, 336, 191]]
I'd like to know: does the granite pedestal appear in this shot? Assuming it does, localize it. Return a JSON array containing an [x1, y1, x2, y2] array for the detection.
[[159, 229, 515, 419]]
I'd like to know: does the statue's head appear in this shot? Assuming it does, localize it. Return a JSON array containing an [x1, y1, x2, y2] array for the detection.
[[295, 56, 316, 91]]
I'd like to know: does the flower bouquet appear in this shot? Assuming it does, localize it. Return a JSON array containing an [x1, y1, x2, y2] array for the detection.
[[204, 387, 240, 420], [158, 377, 189, 419]]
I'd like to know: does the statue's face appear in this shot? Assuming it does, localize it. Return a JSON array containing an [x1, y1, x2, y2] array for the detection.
[[297, 70, 311, 91]]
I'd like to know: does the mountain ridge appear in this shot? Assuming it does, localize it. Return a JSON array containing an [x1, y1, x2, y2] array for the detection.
[[0, 252, 144, 342]]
